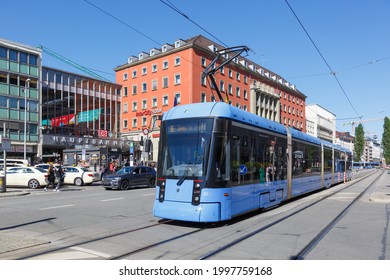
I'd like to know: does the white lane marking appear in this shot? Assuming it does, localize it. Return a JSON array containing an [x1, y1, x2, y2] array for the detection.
[[100, 198, 124, 202], [70, 246, 112, 258], [143, 193, 155, 197], [39, 204, 75, 210]]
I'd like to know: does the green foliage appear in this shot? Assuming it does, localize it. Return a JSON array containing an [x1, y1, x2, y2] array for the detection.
[[382, 116, 390, 164], [354, 124, 364, 161]]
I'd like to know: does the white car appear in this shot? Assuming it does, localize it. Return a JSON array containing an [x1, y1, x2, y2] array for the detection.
[[62, 166, 100, 186], [5, 167, 48, 189]]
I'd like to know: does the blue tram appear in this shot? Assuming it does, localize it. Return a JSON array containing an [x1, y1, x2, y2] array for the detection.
[[153, 102, 352, 222]]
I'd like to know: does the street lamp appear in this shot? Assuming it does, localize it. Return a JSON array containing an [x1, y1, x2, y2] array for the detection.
[[24, 78, 30, 161]]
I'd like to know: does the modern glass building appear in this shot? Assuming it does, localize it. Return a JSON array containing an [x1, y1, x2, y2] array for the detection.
[[0, 38, 41, 161], [41, 67, 126, 165]]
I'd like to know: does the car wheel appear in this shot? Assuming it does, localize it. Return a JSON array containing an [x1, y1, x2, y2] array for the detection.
[[148, 178, 156, 188], [28, 179, 40, 189], [74, 178, 84, 186], [120, 180, 129, 190]]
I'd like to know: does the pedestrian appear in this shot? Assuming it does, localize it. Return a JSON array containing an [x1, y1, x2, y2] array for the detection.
[[45, 164, 56, 191], [54, 164, 64, 192]]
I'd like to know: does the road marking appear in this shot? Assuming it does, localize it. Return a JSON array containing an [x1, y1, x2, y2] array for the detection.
[[39, 204, 75, 210], [70, 246, 112, 258], [100, 198, 124, 202], [143, 193, 155, 197]]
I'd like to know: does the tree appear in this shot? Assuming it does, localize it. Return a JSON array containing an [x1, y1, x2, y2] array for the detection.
[[354, 123, 364, 161], [382, 116, 390, 165]]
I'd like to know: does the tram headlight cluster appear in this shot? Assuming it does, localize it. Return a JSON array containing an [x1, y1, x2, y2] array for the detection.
[[192, 180, 203, 206], [158, 178, 166, 202]]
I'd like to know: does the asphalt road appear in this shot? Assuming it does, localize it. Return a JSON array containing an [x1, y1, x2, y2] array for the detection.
[[0, 170, 389, 260]]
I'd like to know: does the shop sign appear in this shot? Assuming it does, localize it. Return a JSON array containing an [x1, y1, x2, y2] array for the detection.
[[135, 108, 162, 117], [45, 135, 131, 148]]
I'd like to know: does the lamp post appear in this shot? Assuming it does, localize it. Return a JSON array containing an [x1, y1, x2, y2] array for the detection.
[[24, 78, 30, 161]]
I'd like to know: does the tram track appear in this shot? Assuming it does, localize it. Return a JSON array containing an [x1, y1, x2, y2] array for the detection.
[[197, 170, 382, 260], [12, 170, 381, 260]]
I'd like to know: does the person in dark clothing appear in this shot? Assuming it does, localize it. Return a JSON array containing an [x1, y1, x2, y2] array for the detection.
[[54, 165, 64, 192], [45, 164, 56, 191]]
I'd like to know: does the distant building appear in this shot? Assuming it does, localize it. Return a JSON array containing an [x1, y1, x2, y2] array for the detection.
[[306, 104, 336, 143]]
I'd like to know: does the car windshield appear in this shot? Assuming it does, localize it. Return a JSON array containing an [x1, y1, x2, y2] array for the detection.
[[35, 167, 47, 173], [80, 168, 91, 172], [116, 167, 135, 175], [158, 118, 212, 178]]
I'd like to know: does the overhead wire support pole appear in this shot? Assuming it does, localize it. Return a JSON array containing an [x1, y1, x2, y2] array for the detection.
[[202, 46, 251, 102]]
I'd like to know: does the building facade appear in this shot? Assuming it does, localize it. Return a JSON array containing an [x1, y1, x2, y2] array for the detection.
[[40, 67, 126, 166], [306, 104, 336, 143], [0, 39, 42, 161], [115, 35, 307, 163]]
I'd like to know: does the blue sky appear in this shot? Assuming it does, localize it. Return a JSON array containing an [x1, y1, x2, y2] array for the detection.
[[2, 0, 389, 140]]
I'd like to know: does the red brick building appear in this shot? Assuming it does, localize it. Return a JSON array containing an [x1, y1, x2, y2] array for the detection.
[[115, 35, 306, 162]]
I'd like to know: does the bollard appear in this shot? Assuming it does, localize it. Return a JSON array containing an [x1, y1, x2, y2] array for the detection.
[[0, 175, 6, 193]]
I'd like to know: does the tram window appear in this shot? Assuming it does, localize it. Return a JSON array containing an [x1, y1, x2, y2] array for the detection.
[[324, 148, 332, 174], [292, 141, 321, 178], [229, 124, 287, 186]]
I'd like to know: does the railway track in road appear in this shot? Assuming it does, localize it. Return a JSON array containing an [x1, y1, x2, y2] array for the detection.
[[197, 169, 383, 260], [11, 170, 381, 260]]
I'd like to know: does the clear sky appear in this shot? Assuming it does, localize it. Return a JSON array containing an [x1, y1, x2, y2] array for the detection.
[[2, 0, 389, 141]]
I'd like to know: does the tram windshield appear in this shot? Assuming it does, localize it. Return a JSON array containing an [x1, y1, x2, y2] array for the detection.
[[158, 118, 213, 179]]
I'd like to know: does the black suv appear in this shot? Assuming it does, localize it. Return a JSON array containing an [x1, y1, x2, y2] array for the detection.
[[102, 166, 156, 190]]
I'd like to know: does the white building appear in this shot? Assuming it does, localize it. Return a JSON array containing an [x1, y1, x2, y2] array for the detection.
[[305, 104, 336, 143]]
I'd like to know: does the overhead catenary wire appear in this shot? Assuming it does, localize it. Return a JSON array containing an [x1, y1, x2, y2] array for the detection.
[[160, 0, 229, 48], [284, 0, 362, 122]]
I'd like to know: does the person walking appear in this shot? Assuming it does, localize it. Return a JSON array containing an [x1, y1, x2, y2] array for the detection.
[[45, 164, 56, 191], [54, 164, 64, 192]]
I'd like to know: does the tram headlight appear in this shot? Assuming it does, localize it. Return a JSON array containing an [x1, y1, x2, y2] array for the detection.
[[192, 180, 203, 206], [158, 178, 166, 202]]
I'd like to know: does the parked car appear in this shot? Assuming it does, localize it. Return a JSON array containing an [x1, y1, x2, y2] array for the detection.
[[102, 166, 156, 190], [62, 166, 100, 186], [5, 166, 48, 189]]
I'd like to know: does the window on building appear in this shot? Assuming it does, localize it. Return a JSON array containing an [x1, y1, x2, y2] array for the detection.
[[228, 84, 233, 95], [142, 99, 147, 109], [201, 75, 207, 86], [220, 80, 225, 92], [174, 56, 180, 66], [132, 101, 137, 111], [228, 69, 233, 78], [174, 73, 181, 85], [142, 67, 147, 75], [142, 82, 147, 92], [244, 76, 248, 84], [152, 64, 157, 72], [163, 95, 168, 106], [29, 55, 37, 66], [152, 97, 157, 107], [162, 60, 168, 69], [220, 66, 225, 75], [152, 79, 157, 91], [236, 86, 240, 97], [211, 95, 216, 102], [142, 117, 147, 127], [244, 89, 247, 100], [20, 52, 28, 64], [123, 119, 128, 128], [236, 72, 240, 81], [123, 73, 128, 80], [174, 92, 181, 104], [0, 47, 6, 59], [201, 57, 207, 67], [124, 87, 128, 97], [132, 118, 137, 128], [132, 70, 137, 78], [123, 103, 128, 113], [162, 76, 168, 88], [9, 50, 17, 61], [132, 84, 137, 95], [201, 92, 206, 102]]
